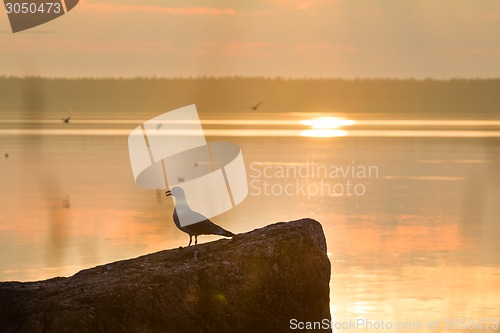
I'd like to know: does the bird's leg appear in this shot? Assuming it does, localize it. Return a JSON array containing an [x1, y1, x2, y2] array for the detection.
[[188, 235, 192, 247], [195, 236, 198, 245]]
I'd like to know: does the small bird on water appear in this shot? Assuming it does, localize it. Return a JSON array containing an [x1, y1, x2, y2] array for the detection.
[[61, 116, 71, 124], [166, 187, 235, 246]]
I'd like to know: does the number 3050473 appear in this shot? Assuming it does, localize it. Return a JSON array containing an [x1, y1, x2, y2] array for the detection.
[[5, 2, 62, 14]]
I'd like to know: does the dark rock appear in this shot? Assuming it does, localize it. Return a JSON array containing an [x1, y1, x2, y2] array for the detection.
[[0, 218, 331, 332]]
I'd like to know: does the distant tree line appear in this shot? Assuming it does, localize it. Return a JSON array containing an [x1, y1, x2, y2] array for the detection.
[[0, 77, 499, 119]]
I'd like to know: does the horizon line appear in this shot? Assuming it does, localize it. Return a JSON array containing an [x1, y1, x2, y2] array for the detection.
[[1, 75, 500, 81]]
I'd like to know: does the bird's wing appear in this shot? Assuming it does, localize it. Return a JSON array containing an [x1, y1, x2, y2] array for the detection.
[[253, 101, 264, 109], [177, 208, 209, 227], [173, 209, 193, 235], [186, 219, 229, 236]]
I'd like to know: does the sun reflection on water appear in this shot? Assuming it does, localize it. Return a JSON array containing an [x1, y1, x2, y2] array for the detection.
[[300, 129, 348, 137]]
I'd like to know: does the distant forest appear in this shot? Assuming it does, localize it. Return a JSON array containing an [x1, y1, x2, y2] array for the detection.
[[0, 77, 499, 119]]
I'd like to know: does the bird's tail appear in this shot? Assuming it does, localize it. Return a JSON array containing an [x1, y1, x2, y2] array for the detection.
[[221, 229, 235, 238]]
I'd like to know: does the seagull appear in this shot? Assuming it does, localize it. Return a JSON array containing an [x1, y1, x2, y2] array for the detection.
[[247, 101, 264, 111], [166, 187, 235, 246], [62, 195, 70, 209], [61, 116, 71, 124]]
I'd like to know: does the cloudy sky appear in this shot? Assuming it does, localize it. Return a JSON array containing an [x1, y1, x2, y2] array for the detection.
[[1, 0, 499, 78]]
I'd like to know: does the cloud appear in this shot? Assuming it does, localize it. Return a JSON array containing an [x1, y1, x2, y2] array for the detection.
[[293, 43, 356, 52], [468, 48, 500, 55], [485, 13, 500, 20], [193, 42, 356, 58], [4, 40, 357, 60], [262, 0, 336, 11], [2, 39, 172, 54], [79, 1, 250, 16]]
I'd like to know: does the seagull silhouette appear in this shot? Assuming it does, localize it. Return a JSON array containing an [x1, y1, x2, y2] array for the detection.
[[166, 187, 235, 246], [62, 195, 70, 209], [247, 101, 264, 111], [61, 116, 70, 124]]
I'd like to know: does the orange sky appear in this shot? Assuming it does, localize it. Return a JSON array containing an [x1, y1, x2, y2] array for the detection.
[[0, 0, 499, 77]]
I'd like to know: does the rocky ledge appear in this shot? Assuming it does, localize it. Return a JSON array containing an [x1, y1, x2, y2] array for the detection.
[[0, 218, 331, 333]]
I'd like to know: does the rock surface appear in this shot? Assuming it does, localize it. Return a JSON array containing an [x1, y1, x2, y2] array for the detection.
[[0, 218, 331, 333]]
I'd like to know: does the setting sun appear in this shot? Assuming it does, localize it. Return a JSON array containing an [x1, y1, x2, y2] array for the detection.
[[301, 117, 356, 129], [300, 117, 354, 137]]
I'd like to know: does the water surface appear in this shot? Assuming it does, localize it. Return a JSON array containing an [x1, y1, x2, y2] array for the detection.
[[0, 114, 499, 332]]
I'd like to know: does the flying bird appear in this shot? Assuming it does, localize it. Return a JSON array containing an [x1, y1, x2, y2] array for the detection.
[[61, 116, 71, 124], [61, 195, 70, 209], [247, 101, 264, 111], [4, 153, 8, 158], [166, 187, 235, 246]]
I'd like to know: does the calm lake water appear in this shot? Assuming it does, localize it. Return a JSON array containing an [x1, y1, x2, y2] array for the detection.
[[0, 114, 499, 332]]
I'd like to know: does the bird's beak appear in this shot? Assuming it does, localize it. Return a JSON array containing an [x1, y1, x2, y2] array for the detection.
[[165, 190, 172, 197]]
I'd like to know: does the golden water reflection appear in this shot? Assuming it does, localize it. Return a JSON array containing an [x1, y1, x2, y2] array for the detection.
[[1, 116, 499, 138], [301, 129, 348, 137]]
